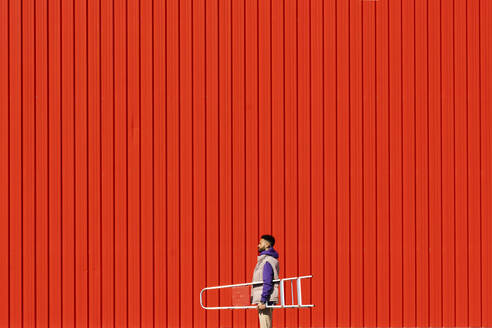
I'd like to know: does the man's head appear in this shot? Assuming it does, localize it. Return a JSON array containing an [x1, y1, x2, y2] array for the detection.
[[258, 234, 275, 252]]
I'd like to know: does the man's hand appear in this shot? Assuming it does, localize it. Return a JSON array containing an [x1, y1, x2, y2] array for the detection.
[[257, 302, 266, 310]]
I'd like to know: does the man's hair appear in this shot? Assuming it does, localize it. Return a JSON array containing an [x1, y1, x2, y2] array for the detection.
[[261, 234, 275, 247]]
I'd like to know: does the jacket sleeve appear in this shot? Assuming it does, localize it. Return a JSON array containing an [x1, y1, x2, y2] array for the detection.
[[261, 262, 274, 303]]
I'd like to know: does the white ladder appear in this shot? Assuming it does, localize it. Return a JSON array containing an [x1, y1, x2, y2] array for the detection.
[[200, 275, 315, 310]]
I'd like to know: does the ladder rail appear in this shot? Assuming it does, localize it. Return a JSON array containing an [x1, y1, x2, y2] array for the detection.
[[200, 275, 314, 310]]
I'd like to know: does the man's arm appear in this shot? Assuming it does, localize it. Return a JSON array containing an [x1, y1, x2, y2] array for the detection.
[[260, 262, 274, 304]]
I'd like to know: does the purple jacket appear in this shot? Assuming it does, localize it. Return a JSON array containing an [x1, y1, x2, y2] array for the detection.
[[259, 248, 279, 303]]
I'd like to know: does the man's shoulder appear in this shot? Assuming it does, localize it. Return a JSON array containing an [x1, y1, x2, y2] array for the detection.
[[264, 256, 279, 264]]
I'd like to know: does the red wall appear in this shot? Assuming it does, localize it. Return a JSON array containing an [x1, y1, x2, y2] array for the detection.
[[1, 0, 492, 327]]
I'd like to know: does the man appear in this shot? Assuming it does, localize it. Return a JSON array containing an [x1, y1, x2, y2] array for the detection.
[[251, 235, 279, 328]]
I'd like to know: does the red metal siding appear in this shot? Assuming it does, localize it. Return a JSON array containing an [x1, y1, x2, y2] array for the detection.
[[1, 0, 492, 327]]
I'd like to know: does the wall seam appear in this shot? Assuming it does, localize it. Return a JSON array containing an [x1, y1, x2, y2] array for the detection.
[[164, 0, 168, 324], [138, 0, 143, 322], [190, 0, 194, 325], [282, 0, 286, 323], [401, 0, 404, 322], [295, 0, 299, 324], [387, 0, 391, 324], [112, 0, 116, 322], [321, 0, 327, 324], [270, 0, 273, 236], [72, 0, 76, 322], [8, 0, 11, 323], [439, 0, 443, 323], [414, 0, 417, 324], [361, 1, 365, 325], [204, 0, 208, 323], [178, 0, 182, 325], [125, 0, 129, 321], [335, 0, 339, 325], [348, 0, 352, 323], [386, 1, 391, 325], [478, 0, 482, 323], [21, 0, 24, 322], [217, 0, 221, 322], [308, 0, 313, 324], [99, 0, 103, 323], [34, 0, 38, 323], [242, 0, 246, 324], [452, 0, 457, 322], [465, 0, 470, 324], [374, 3, 378, 326], [86, 0, 90, 320], [426, 0, 431, 326]]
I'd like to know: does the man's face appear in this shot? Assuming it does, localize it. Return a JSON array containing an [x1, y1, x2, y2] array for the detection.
[[257, 238, 271, 252]]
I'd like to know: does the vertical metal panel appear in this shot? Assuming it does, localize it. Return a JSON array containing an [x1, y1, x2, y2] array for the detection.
[[22, 0, 35, 326], [0, 0, 9, 325], [100, 0, 114, 324], [231, 0, 245, 326], [1, 0, 492, 327], [428, 0, 442, 325], [113, 0, 128, 324], [415, 0, 429, 324], [467, 1, 483, 326], [375, 0, 390, 325], [388, 0, 404, 324], [481, 0, 492, 326], [61, 0, 76, 323]]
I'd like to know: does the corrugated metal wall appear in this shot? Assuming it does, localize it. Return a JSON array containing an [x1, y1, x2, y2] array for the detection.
[[1, 0, 492, 327]]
